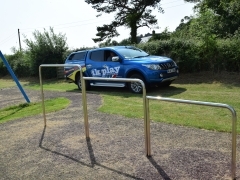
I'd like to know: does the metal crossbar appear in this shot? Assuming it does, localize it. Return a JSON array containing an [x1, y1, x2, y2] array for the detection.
[[39, 64, 237, 179], [146, 96, 237, 180]]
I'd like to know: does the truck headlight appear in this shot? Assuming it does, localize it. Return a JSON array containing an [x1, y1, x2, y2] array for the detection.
[[142, 64, 161, 70]]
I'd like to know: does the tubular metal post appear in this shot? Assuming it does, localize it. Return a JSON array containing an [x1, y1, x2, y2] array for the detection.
[[141, 81, 150, 156], [39, 66, 46, 126], [81, 74, 89, 138], [146, 96, 237, 180], [145, 97, 151, 156], [230, 107, 237, 180]]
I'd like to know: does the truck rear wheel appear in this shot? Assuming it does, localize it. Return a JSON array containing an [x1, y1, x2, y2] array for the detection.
[[128, 74, 146, 93], [76, 74, 90, 91]]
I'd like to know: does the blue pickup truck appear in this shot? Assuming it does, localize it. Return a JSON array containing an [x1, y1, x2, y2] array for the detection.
[[64, 46, 179, 93]]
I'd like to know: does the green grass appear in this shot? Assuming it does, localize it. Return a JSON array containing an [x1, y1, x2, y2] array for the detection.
[[0, 73, 239, 133], [26, 79, 78, 91], [0, 97, 70, 124], [0, 79, 29, 89], [98, 83, 240, 133]]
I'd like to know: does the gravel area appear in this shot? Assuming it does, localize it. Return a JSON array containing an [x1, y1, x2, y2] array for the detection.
[[0, 87, 239, 180]]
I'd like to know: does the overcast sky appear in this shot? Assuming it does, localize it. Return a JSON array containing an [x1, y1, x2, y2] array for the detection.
[[0, 0, 195, 54]]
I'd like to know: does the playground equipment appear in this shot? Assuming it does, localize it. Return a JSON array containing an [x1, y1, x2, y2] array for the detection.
[[39, 64, 237, 180], [0, 51, 30, 103], [146, 96, 237, 180]]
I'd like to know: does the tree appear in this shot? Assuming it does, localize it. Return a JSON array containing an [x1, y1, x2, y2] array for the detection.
[[98, 39, 119, 47], [85, 0, 163, 44], [184, 0, 240, 37], [149, 28, 171, 41], [24, 27, 68, 78], [174, 10, 219, 39]]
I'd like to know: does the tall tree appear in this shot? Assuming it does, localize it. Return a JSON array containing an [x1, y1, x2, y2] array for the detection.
[[85, 0, 163, 44], [184, 0, 240, 37]]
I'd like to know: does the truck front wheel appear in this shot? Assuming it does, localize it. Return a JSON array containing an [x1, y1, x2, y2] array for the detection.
[[128, 74, 146, 93]]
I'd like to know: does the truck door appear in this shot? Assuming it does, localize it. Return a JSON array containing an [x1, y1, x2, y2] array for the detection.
[[85, 49, 104, 78], [102, 50, 123, 78], [85, 49, 124, 86]]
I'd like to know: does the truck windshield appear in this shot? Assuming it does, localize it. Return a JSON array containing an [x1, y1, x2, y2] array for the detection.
[[116, 47, 149, 59]]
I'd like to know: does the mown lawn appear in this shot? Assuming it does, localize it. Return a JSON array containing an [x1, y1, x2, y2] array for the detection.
[[1, 72, 239, 133]]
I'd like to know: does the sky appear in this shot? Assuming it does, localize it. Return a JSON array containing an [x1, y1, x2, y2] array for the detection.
[[0, 0, 196, 55]]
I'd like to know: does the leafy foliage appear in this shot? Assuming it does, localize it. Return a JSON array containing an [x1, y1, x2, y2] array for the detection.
[[149, 28, 171, 41], [0, 59, 8, 76], [198, 0, 240, 37], [182, 0, 240, 38], [137, 36, 240, 73], [8, 50, 31, 77], [1, 0, 240, 78], [0, 49, 31, 77], [24, 27, 68, 78], [85, 0, 163, 44]]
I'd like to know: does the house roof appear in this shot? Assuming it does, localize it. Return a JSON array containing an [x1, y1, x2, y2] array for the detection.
[[139, 36, 152, 43]]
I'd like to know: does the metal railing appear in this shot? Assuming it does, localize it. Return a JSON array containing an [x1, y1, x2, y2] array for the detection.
[[146, 96, 237, 180], [39, 64, 83, 126], [39, 64, 149, 156], [39, 64, 237, 179], [81, 76, 148, 154]]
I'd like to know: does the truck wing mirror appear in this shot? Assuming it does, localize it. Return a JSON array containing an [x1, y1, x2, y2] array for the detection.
[[112, 56, 119, 62]]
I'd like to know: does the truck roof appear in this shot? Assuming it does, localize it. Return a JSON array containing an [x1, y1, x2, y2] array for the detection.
[[72, 46, 140, 54]]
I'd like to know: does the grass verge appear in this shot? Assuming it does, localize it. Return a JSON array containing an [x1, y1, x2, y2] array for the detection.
[[0, 73, 239, 133], [99, 83, 239, 133], [0, 97, 70, 124]]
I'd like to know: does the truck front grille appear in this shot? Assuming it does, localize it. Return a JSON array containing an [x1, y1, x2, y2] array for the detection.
[[159, 62, 175, 70]]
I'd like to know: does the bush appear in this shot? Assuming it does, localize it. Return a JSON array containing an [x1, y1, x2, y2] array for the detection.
[[1, 51, 31, 77], [24, 27, 68, 79], [0, 61, 8, 77], [137, 37, 240, 73]]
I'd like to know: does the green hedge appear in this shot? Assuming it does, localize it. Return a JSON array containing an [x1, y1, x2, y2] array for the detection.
[[137, 37, 240, 73], [0, 52, 31, 78], [0, 61, 8, 76], [1, 37, 239, 78]]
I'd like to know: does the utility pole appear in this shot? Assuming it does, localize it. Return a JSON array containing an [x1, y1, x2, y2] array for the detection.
[[18, 29, 22, 51]]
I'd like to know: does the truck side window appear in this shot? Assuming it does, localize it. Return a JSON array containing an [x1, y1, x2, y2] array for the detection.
[[69, 52, 86, 61], [89, 50, 104, 61], [106, 51, 117, 61]]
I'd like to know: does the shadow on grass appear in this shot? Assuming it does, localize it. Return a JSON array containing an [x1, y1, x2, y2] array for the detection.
[[0, 103, 29, 122], [175, 71, 240, 87], [66, 85, 187, 98], [3, 71, 240, 90], [24, 71, 240, 97]]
